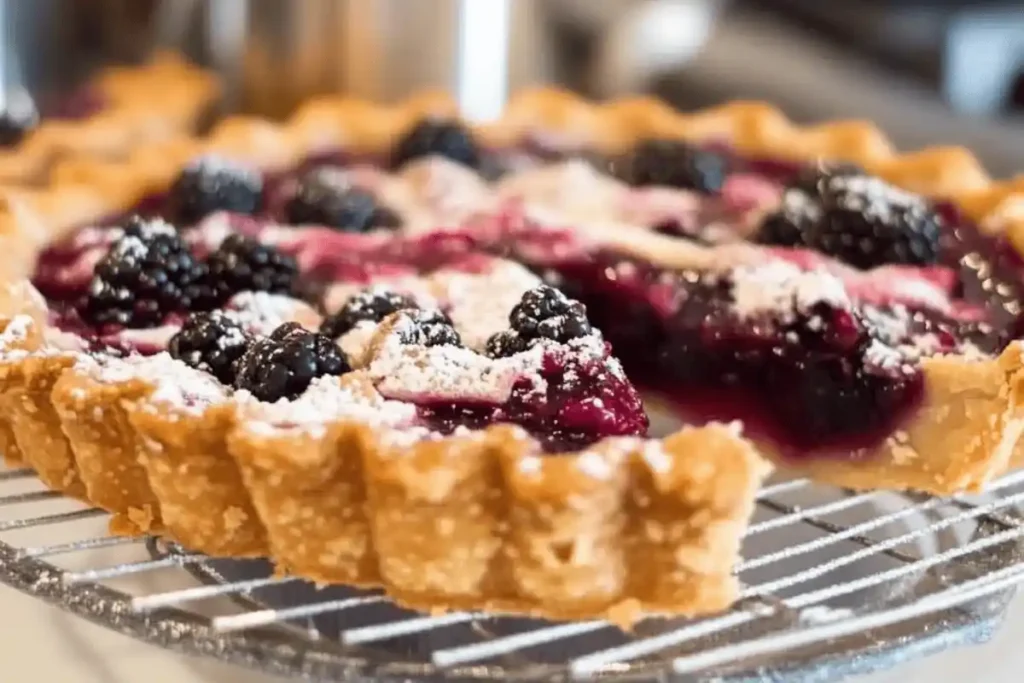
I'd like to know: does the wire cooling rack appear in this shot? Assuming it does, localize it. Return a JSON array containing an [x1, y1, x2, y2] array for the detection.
[[3, 464, 1024, 682]]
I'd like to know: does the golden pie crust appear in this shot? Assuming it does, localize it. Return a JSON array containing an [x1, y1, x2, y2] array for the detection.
[[0, 51, 219, 186], [0, 89, 1023, 622], [0, 303, 768, 624]]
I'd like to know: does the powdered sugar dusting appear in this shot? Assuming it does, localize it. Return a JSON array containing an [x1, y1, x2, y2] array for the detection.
[[92, 352, 228, 411], [326, 259, 541, 362], [241, 374, 417, 435], [431, 261, 542, 351], [226, 291, 322, 336], [187, 155, 262, 186], [113, 324, 181, 351], [731, 263, 850, 320], [323, 279, 440, 322], [780, 187, 823, 223], [189, 212, 237, 251], [109, 235, 149, 261], [829, 174, 928, 224], [368, 331, 542, 404], [497, 160, 627, 222], [0, 315, 33, 346], [398, 157, 496, 225], [860, 305, 953, 369], [366, 318, 613, 407]]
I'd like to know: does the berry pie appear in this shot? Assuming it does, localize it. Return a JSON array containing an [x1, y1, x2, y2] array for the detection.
[[1, 88, 1023, 623], [0, 52, 219, 185]]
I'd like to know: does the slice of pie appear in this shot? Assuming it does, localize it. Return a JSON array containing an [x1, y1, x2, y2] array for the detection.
[[0, 51, 219, 185], [0, 88, 1022, 622]]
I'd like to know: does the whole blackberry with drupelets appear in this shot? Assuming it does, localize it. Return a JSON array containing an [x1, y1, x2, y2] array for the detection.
[[234, 322, 351, 402], [168, 311, 253, 384]]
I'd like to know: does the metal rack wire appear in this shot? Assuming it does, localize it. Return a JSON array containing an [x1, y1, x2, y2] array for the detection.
[[3, 463, 1024, 682]]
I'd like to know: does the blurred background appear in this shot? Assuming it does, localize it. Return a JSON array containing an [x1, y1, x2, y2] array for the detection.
[[2, 0, 1023, 175]]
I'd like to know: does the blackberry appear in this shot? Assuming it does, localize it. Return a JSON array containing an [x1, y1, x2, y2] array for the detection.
[[80, 218, 210, 328], [753, 188, 821, 248], [484, 330, 529, 359], [395, 309, 462, 347], [234, 322, 350, 402], [320, 287, 417, 339], [206, 234, 298, 303], [0, 93, 38, 147], [168, 311, 252, 384], [509, 285, 593, 344], [389, 118, 480, 170], [284, 168, 401, 231], [616, 139, 728, 194], [166, 156, 263, 225], [810, 175, 942, 270]]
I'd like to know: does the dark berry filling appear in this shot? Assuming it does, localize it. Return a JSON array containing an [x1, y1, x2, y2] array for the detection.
[[534, 251, 929, 457], [234, 322, 351, 402], [417, 343, 648, 452]]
